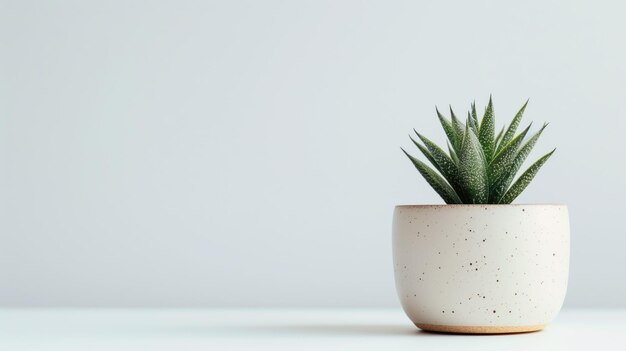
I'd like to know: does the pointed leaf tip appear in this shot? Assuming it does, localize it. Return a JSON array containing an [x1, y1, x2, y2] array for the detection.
[[496, 99, 530, 154], [402, 147, 462, 204], [499, 149, 556, 204], [478, 97, 496, 162], [459, 125, 489, 203]]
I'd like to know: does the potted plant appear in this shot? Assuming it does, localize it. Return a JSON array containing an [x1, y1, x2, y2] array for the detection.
[[394, 97, 569, 334]]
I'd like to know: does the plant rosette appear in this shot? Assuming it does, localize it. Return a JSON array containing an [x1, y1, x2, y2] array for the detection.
[[395, 98, 569, 334]]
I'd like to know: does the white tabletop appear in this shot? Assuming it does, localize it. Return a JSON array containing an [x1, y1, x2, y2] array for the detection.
[[1, 308, 624, 350]]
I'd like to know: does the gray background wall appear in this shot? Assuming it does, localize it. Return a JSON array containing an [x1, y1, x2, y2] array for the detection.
[[1, 0, 625, 308]]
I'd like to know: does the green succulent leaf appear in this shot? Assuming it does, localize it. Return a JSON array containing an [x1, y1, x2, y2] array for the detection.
[[409, 135, 439, 170], [478, 96, 495, 162], [414, 131, 464, 198], [490, 123, 549, 202], [402, 148, 462, 204], [499, 149, 556, 204], [489, 123, 532, 182], [447, 141, 459, 165], [497, 99, 528, 154], [494, 126, 504, 150], [467, 111, 479, 135], [471, 101, 479, 127], [436, 107, 460, 152], [450, 107, 466, 145], [458, 125, 489, 203]]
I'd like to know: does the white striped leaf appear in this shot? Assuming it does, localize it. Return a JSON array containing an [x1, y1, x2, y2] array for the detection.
[[402, 148, 462, 204], [490, 123, 548, 202], [436, 107, 460, 152], [499, 149, 555, 204], [478, 96, 495, 162], [488, 123, 533, 186], [415, 132, 465, 200], [459, 124, 489, 203], [496, 99, 528, 154]]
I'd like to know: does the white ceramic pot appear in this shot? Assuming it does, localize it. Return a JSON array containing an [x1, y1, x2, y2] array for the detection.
[[392, 204, 569, 334]]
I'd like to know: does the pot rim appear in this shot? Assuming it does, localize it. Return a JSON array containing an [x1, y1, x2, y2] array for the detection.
[[395, 203, 566, 208]]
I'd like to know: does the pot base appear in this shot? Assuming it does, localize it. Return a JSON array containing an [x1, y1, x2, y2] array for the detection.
[[415, 323, 545, 334]]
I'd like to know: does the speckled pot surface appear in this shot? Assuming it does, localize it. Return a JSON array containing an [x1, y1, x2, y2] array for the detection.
[[392, 204, 569, 334]]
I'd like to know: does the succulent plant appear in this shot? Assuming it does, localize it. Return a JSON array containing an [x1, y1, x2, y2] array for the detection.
[[402, 97, 555, 204]]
